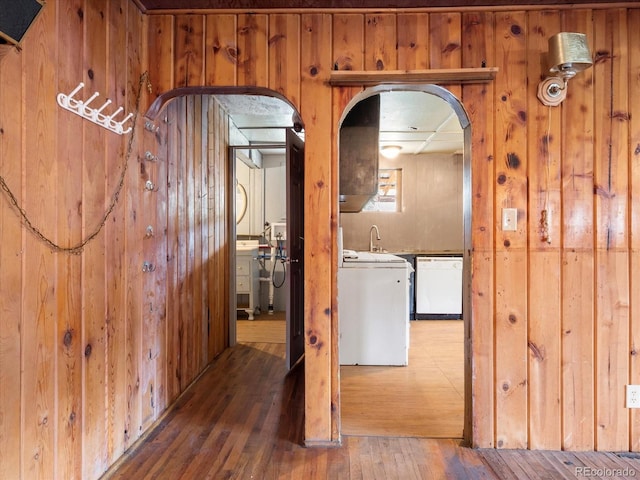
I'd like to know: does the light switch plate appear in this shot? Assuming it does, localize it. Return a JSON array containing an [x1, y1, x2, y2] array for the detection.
[[502, 208, 517, 231]]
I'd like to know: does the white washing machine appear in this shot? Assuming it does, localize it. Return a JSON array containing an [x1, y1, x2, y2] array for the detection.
[[338, 251, 413, 366]]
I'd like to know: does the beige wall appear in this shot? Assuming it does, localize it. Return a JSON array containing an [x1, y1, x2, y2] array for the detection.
[[341, 152, 463, 253]]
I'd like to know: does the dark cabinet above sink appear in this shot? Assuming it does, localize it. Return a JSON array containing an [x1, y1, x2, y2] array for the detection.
[[339, 95, 380, 213]]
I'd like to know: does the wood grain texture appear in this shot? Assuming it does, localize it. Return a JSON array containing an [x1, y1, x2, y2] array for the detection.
[[560, 8, 595, 452], [593, 8, 630, 452], [493, 11, 528, 449], [55, 1, 85, 478], [21, 4, 57, 478], [238, 14, 269, 87], [461, 10, 495, 449], [175, 15, 205, 87], [205, 14, 237, 86], [526, 10, 562, 450], [397, 13, 429, 71], [269, 15, 301, 107], [365, 13, 396, 71], [105, 338, 638, 480], [105, 340, 492, 480], [299, 12, 334, 445], [0, 18, 24, 480], [429, 12, 462, 98], [630, 7, 640, 453]]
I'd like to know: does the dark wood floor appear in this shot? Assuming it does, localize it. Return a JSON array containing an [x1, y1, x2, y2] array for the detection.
[[104, 339, 640, 479]]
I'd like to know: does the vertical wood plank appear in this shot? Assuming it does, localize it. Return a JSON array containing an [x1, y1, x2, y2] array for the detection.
[[81, 1, 108, 477], [147, 13, 177, 407], [0, 26, 24, 480], [237, 14, 269, 87], [177, 96, 190, 390], [124, 0, 145, 453], [148, 15, 174, 101], [332, 13, 364, 72], [192, 96, 204, 371], [153, 109, 169, 416], [21, 3, 57, 478], [592, 8, 630, 452], [198, 98, 209, 366], [364, 14, 397, 71], [54, 1, 84, 478], [186, 95, 198, 383], [140, 104, 159, 432], [205, 15, 237, 86], [526, 10, 562, 450], [105, 0, 130, 466], [300, 12, 334, 444], [166, 99, 182, 401], [493, 10, 528, 449], [397, 13, 429, 71], [269, 14, 301, 109], [630, 7, 640, 453], [175, 15, 205, 88], [429, 12, 462, 99], [208, 97, 229, 360], [560, 8, 595, 451], [461, 10, 495, 448]]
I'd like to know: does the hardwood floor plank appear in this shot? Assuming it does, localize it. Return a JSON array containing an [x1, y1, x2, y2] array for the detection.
[[105, 334, 635, 480]]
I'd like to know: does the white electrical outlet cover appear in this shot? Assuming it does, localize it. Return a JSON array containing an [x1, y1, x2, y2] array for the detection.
[[626, 385, 640, 408]]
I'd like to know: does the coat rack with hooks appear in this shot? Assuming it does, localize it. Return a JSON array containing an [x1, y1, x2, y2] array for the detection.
[[56, 82, 134, 135]]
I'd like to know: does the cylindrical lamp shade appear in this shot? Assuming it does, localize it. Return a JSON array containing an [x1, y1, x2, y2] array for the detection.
[[548, 32, 593, 78]]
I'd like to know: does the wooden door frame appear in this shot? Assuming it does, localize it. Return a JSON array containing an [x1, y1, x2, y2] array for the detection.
[[335, 84, 473, 444]]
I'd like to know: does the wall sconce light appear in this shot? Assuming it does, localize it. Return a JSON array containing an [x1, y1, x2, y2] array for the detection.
[[380, 145, 402, 159], [537, 32, 593, 107]]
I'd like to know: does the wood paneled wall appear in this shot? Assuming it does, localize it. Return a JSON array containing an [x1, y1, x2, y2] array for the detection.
[[0, 2, 228, 478], [141, 5, 640, 452], [1, 1, 639, 479]]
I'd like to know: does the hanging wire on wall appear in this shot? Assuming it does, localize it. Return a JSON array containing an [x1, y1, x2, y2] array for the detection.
[[0, 71, 151, 255]]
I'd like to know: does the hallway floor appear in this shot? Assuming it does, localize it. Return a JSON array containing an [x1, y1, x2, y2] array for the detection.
[[104, 325, 639, 479]]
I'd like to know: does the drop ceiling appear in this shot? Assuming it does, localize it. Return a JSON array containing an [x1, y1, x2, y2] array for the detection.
[[219, 89, 462, 158]]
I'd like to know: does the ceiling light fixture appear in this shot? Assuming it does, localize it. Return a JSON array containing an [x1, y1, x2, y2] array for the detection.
[[380, 145, 402, 159], [537, 32, 593, 107]]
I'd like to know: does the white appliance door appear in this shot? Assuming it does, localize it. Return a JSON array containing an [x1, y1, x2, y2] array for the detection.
[[338, 265, 410, 366], [416, 257, 462, 315]]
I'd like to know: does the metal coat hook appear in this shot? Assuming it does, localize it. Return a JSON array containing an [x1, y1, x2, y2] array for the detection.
[[145, 180, 158, 192], [57, 82, 134, 135], [142, 261, 156, 273], [144, 120, 160, 133]]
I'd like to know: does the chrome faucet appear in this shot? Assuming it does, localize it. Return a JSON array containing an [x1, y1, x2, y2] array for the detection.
[[369, 224, 381, 252]]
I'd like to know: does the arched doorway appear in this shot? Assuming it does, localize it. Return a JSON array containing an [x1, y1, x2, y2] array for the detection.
[[336, 84, 472, 439], [144, 86, 306, 371]]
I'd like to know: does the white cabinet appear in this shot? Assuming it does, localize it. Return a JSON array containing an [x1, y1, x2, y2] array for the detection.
[[236, 241, 260, 320]]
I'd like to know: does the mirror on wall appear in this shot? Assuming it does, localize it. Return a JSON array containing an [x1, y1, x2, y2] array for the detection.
[[236, 181, 247, 224]]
